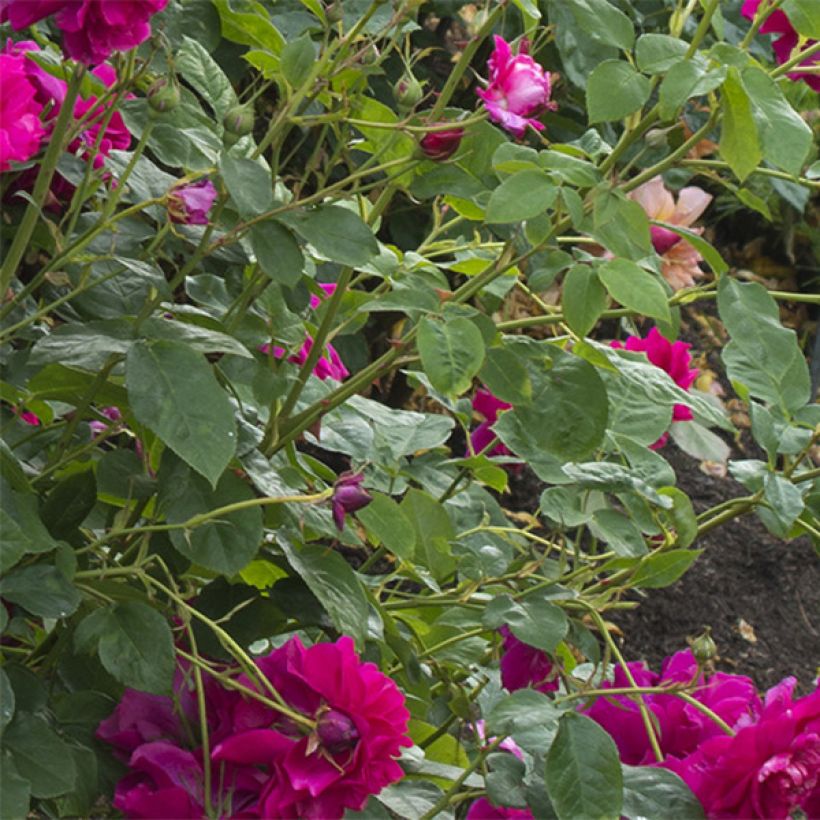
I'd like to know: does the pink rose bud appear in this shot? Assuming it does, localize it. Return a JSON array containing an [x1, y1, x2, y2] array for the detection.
[[317, 708, 360, 754], [331, 471, 372, 531], [420, 127, 465, 161], [393, 72, 423, 111], [476, 35, 554, 138], [167, 179, 218, 226], [650, 224, 682, 255]]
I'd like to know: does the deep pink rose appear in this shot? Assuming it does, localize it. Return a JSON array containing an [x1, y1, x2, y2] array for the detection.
[[0, 53, 46, 172], [88, 405, 122, 437], [476, 35, 554, 138], [583, 650, 761, 766], [212, 635, 412, 820], [260, 283, 350, 382], [742, 0, 820, 92], [420, 127, 464, 161], [167, 179, 218, 226], [469, 388, 512, 458], [498, 625, 559, 694], [612, 327, 699, 448], [1, 0, 169, 64], [331, 471, 372, 531], [467, 797, 535, 819]]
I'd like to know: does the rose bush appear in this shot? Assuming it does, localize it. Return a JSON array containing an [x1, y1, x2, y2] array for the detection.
[[1, 0, 818, 818]]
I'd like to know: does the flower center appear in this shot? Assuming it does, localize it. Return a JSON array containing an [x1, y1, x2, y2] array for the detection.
[[316, 708, 360, 755]]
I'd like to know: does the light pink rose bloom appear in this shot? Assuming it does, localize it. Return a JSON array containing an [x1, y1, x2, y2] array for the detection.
[[0, 0, 169, 64], [0, 53, 45, 172], [629, 176, 713, 290], [476, 36, 554, 138], [741, 0, 820, 92], [167, 179, 218, 226]]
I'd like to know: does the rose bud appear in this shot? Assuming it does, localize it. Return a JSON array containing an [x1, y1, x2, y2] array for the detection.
[[147, 77, 180, 114], [166, 179, 218, 225], [393, 72, 423, 111], [331, 471, 372, 531], [222, 104, 255, 146], [317, 708, 360, 754], [689, 627, 718, 665], [420, 127, 464, 161]]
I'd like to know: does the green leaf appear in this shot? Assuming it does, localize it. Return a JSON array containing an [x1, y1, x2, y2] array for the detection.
[[635, 34, 688, 74], [719, 68, 762, 182], [281, 34, 316, 87], [127, 340, 237, 487], [562, 264, 607, 337], [479, 347, 533, 405], [177, 36, 238, 118], [598, 259, 671, 323], [587, 61, 651, 123], [763, 473, 804, 531], [3, 714, 77, 798], [632, 549, 703, 588], [280, 541, 369, 646], [659, 59, 726, 120], [162, 463, 263, 575], [740, 66, 812, 176], [401, 489, 455, 582], [212, 0, 285, 54], [546, 713, 623, 820], [0, 669, 14, 732], [220, 155, 273, 218], [486, 170, 558, 224], [0, 487, 59, 573], [589, 189, 653, 261], [357, 493, 416, 560], [29, 319, 132, 371], [41, 468, 96, 540], [418, 317, 485, 398], [669, 421, 731, 462], [560, 0, 635, 50], [77, 601, 175, 695], [650, 223, 728, 275], [0, 751, 30, 818], [0, 565, 80, 619], [483, 594, 568, 653], [622, 765, 704, 820], [589, 509, 648, 557], [140, 318, 253, 359], [657, 488, 698, 548], [563, 461, 672, 507], [250, 220, 304, 286], [283, 205, 379, 267], [488, 689, 563, 756], [781, 0, 820, 37], [717, 278, 811, 412]]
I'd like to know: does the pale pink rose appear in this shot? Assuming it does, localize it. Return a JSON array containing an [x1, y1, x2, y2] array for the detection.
[[629, 177, 713, 290]]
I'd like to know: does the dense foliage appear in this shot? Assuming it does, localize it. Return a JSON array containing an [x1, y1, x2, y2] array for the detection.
[[0, 0, 818, 818]]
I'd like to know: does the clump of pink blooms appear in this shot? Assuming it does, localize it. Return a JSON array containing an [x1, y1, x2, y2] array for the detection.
[[494, 632, 820, 819], [0, 51, 46, 171], [260, 283, 349, 382], [1, 0, 169, 64], [612, 326, 699, 449], [98, 635, 412, 819], [167, 179, 219, 226], [477, 35, 555, 139], [499, 625, 559, 694], [1, 41, 131, 202], [629, 176, 713, 291], [742, 0, 820, 92], [469, 388, 512, 458]]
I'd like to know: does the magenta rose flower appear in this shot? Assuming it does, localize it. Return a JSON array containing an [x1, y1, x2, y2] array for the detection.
[[583, 650, 762, 766], [498, 625, 559, 694], [741, 0, 820, 92], [469, 388, 512, 458], [666, 680, 820, 819], [0, 0, 169, 64], [260, 283, 350, 382], [467, 797, 535, 819], [476, 35, 554, 138], [211, 635, 412, 820], [420, 127, 464, 161], [331, 471, 372, 531], [611, 327, 699, 449], [167, 179, 218, 226], [0, 53, 46, 172]]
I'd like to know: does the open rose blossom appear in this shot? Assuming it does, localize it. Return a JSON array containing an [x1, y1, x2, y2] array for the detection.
[[167, 179, 218, 226], [611, 327, 698, 449], [212, 635, 412, 819], [499, 625, 559, 694], [741, 0, 820, 92], [0, 0, 170, 64], [476, 35, 554, 138], [260, 283, 349, 382], [0, 53, 46, 172], [467, 797, 535, 819], [628, 176, 713, 290], [664, 677, 820, 819]]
